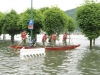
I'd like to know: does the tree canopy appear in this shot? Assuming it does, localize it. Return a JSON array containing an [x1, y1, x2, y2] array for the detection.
[[67, 17, 76, 33], [43, 7, 69, 36], [0, 12, 4, 35], [2, 9, 21, 43], [2, 9, 20, 34], [76, 0, 100, 49], [18, 8, 44, 37], [0, 6, 76, 44]]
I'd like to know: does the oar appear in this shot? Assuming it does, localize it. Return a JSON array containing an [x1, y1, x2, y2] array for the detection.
[[69, 35, 75, 48], [70, 37, 74, 45], [15, 39, 24, 50]]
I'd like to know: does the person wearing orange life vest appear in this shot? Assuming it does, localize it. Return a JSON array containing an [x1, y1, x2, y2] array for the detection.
[[63, 33, 67, 46], [51, 33, 57, 47], [42, 34, 48, 47], [21, 30, 27, 46]]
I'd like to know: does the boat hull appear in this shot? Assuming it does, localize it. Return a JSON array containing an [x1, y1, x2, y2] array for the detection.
[[10, 45, 43, 50], [10, 44, 80, 50], [45, 44, 80, 50]]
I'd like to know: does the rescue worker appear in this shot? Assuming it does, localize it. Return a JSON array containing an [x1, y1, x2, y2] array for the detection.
[[21, 30, 27, 46], [42, 34, 48, 47], [63, 33, 67, 46], [51, 33, 57, 47]]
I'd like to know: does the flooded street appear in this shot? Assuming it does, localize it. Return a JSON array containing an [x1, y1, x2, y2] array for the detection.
[[0, 35, 100, 75]]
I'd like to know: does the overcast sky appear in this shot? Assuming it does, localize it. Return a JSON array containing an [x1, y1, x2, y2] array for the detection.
[[0, 0, 100, 13]]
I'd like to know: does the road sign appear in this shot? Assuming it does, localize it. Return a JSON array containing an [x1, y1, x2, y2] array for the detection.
[[28, 20, 34, 29]]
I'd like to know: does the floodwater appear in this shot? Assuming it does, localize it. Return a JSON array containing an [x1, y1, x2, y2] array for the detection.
[[0, 35, 100, 75]]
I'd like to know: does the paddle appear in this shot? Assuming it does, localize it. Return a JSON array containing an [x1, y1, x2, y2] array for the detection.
[[69, 35, 75, 48], [70, 37, 74, 45], [67, 34, 73, 45], [14, 39, 24, 50]]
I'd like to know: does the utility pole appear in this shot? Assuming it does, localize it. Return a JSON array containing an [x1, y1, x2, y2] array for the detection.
[[30, 0, 33, 41], [28, 0, 34, 41]]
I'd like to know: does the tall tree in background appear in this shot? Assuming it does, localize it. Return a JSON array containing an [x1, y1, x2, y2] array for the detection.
[[39, 7, 50, 14], [67, 17, 76, 43], [43, 7, 69, 36], [67, 17, 76, 33], [0, 12, 4, 35], [2, 9, 20, 43], [76, 0, 100, 50]]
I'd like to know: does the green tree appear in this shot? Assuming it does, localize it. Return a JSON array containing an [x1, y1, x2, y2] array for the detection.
[[39, 7, 50, 13], [67, 17, 76, 43], [2, 9, 20, 43], [18, 8, 43, 38], [67, 17, 76, 33], [0, 12, 5, 35], [76, 0, 100, 50], [43, 7, 69, 36]]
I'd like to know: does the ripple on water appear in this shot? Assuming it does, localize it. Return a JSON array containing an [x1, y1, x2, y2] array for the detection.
[[0, 35, 100, 75]]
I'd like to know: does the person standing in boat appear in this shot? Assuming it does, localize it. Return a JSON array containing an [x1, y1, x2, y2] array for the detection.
[[51, 33, 57, 47], [42, 34, 48, 47], [21, 30, 27, 46], [63, 32, 67, 46]]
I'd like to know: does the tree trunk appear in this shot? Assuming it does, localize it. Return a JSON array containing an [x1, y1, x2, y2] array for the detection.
[[90, 39, 92, 50], [11, 35, 14, 44], [3, 34, 6, 40], [93, 38, 95, 45]]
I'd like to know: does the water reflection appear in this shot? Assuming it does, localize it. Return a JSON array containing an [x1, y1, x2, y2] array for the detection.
[[43, 50, 67, 75], [19, 56, 45, 75], [77, 50, 100, 75]]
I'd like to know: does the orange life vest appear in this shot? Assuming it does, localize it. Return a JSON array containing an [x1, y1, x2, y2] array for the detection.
[[42, 34, 47, 42], [21, 31, 26, 39], [63, 33, 67, 40], [52, 34, 56, 40]]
